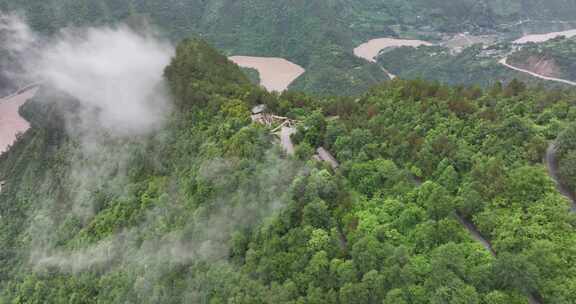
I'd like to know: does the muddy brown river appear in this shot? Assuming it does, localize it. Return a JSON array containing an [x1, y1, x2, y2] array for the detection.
[[229, 56, 305, 92], [514, 29, 576, 44], [0, 87, 37, 154], [353, 38, 432, 62]]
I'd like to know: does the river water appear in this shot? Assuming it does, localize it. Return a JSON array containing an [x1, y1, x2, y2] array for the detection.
[[0, 87, 37, 154], [229, 56, 305, 92], [353, 29, 576, 61], [4, 31, 573, 155], [353, 38, 432, 62], [514, 29, 576, 44]]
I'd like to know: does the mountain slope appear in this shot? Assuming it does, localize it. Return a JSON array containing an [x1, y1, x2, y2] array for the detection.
[[1, 39, 576, 303]]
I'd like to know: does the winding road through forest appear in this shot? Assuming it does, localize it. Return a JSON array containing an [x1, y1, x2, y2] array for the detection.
[[545, 143, 576, 211], [500, 28, 576, 87], [499, 57, 576, 86], [351, 33, 576, 304], [454, 212, 496, 256], [240, 32, 575, 303]]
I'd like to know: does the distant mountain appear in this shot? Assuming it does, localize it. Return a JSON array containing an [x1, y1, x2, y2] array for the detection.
[[3, 0, 576, 95]]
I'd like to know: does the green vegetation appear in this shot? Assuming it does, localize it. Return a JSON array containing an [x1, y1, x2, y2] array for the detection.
[[508, 37, 576, 82], [378, 44, 512, 87], [4, 0, 576, 95], [1, 39, 576, 303], [377, 43, 573, 88], [241, 68, 261, 87], [556, 123, 576, 193], [0, 0, 392, 95], [6, 0, 576, 38]]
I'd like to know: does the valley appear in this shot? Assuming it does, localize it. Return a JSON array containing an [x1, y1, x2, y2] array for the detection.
[[2, 2, 576, 304], [1, 35, 575, 304]]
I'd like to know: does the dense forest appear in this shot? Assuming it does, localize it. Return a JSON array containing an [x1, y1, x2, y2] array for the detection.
[[0, 37, 576, 304], [376, 40, 576, 89], [555, 123, 576, 200], [376, 44, 522, 87], [3, 0, 576, 94]]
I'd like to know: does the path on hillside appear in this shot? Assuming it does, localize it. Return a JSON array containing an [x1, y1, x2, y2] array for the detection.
[[279, 126, 296, 156], [409, 174, 542, 303], [378, 66, 397, 80], [545, 143, 576, 211], [408, 174, 495, 257], [254, 111, 339, 169], [454, 212, 496, 256], [456, 202, 542, 304], [456, 214, 542, 304], [457, 213, 541, 304], [499, 57, 576, 86]]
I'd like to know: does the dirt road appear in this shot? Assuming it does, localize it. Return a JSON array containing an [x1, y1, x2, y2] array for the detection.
[[545, 143, 576, 211], [499, 57, 576, 86]]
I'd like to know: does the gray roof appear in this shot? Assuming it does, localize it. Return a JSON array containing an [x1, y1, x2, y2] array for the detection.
[[251, 104, 267, 114], [316, 147, 339, 169]]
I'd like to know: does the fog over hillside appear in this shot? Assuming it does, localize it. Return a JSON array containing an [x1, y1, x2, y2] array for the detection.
[[2, 2, 576, 304], [0, 12, 305, 300], [36, 26, 173, 135]]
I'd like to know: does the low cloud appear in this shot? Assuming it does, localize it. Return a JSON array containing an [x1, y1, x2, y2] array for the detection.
[[0, 12, 35, 53], [0, 13, 36, 92], [0, 12, 173, 135], [0, 13, 303, 297], [35, 26, 173, 135]]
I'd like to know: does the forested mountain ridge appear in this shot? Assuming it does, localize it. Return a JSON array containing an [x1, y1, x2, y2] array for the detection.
[[0, 0, 390, 95], [6, 0, 576, 38], [375, 42, 576, 88], [1, 37, 576, 303], [3, 0, 576, 94]]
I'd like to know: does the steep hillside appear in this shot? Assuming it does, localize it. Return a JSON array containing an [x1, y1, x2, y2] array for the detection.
[[375, 44, 573, 88], [0, 0, 389, 95], [0, 39, 294, 302], [508, 36, 576, 82], [1, 39, 576, 303]]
